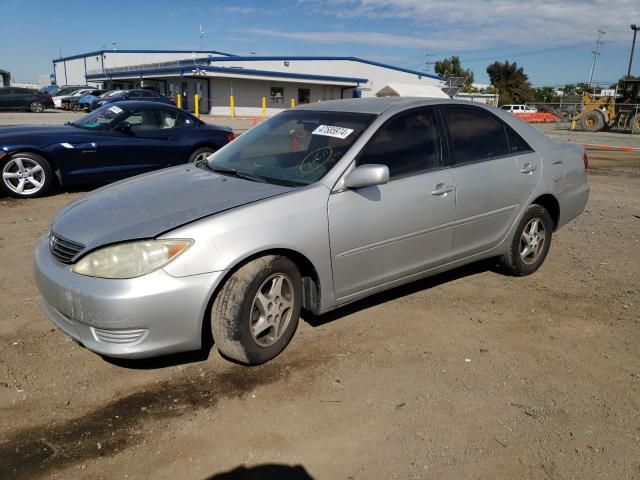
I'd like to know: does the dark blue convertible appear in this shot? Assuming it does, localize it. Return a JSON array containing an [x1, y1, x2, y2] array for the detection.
[[0, 102, 234, 198]]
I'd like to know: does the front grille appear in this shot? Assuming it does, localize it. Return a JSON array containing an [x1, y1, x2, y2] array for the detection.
[[92, 327, 148, 345], [49, 232, 85, 264]]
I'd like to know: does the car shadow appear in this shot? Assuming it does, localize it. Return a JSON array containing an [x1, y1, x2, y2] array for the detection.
[[303, 258, 498, 328], [204, 464, 314, 480]]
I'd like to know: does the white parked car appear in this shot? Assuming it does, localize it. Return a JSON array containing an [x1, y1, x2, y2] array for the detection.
[[501, 104, 538, 114], [53, 88, 94, 109]]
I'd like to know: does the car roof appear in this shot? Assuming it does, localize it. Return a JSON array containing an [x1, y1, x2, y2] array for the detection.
[[109, 100, 176, 110]]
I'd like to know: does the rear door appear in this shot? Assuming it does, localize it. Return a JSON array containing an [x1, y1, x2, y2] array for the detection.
[[98, 107, 182, 180], [329, 107, 455, 300], [442, 105, 541, 258]]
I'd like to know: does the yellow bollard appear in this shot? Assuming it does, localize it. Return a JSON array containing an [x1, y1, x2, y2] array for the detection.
[[261, 96, 266, 119], [230, 95, 235, 118], [176, 94, 182, 109], [290, 98, 295, 109], [571, 118, 576, 131], [194, 94, 200, 118]]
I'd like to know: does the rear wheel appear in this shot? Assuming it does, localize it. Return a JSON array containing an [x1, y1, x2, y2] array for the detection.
[[189, 147, 217, 169], [212, 255, 302, 365], [631, 113, 640, 134], [498, 204, 553, 276], [580, 111, 604, 132], [1, 152, 54, 198], [29, 101, 44, 113]]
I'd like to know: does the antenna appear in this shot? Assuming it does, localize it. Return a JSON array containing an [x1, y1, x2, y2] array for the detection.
[[587, 30, 605, 88], [199, 25, 205, 51]]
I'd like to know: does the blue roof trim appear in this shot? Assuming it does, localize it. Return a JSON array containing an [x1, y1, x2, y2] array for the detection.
[[192, 56, 441, 80], [53, 49, 235, 62], [86, 64, 368, 84]]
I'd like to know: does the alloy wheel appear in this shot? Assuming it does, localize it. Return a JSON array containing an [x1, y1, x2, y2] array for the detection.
[[2, 157, 46, 195], [520, 217, 546, 265], [250, 273, 294, 347]]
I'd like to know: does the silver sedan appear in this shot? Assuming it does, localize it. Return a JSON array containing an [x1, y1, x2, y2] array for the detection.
[[34, 97, 589, 365]]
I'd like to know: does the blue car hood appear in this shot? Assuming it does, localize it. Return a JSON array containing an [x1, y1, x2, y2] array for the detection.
[[50, 165, 297, 254]]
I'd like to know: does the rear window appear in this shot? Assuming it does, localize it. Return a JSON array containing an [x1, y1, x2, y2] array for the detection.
[[444, 106, 509, 164]]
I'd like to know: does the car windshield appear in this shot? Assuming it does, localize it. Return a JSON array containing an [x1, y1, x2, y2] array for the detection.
[[71, 104, 127, 129], [207, 110, 375, 187]]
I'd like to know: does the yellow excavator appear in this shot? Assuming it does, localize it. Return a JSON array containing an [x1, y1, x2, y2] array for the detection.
[[573, 78, 640, 133]]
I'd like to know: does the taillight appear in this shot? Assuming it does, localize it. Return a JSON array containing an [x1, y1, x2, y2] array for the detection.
[[226, 132, 235, 143], [583, 152, 589, 169]]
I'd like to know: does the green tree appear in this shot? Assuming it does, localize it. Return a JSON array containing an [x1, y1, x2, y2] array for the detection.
[[486, 60, 534, 105], [533, 86, 559, 103], [435, 56, 475, 87]]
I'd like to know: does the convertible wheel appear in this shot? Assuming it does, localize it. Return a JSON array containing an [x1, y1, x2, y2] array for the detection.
[[498, 204, 553, 276], [29, 101, 44, 113], [1, 152, 53, 198], [189, 147, 217, 169], [212, 255, 302, 365]]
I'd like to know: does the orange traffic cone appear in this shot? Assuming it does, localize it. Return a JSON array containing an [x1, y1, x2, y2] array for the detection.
[[252, 117, 257, 126]]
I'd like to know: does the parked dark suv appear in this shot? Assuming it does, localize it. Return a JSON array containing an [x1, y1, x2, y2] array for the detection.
[[0, 87, 54, 112], [90, 89, 175, 111]]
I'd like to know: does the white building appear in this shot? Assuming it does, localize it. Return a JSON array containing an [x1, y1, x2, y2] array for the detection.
[[52, 49, 444, 116]]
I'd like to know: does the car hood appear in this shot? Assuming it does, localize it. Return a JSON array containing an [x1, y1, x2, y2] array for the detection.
[[50, 165, 297, 254], [0, 124, 79, 143]]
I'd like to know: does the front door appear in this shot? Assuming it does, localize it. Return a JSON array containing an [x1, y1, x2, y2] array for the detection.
[[329, 107, 455, 301], [442, 105, 542, 258], [98, 107, 181, 181]]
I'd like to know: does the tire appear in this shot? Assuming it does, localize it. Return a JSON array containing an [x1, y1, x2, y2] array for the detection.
[[212, 255, 302, 365], [631, 114, 640, 134], [498, 204, 553, 276], [580, 111, 604, 132], [0, 152, 54, 198], [29, 101, 44, 113], [189, 147, 217, 169]]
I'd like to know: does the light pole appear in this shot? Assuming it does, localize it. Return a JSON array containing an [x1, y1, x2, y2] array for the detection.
[[628, 24, 639, 78]]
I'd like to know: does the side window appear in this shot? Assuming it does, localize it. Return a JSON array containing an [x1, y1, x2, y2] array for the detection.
[[357, 108, 441, 179], [175, 113, 198, 128], [124, 109, 177, 131], [140, 90, 158, 98], [444, 106, 509, 164], [127, 90, 142, 98], [0, 89, 10, 97], [505, 125, 533, 153]]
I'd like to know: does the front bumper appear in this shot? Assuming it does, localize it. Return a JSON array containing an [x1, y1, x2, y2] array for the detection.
[[34, 236, 226, 359]]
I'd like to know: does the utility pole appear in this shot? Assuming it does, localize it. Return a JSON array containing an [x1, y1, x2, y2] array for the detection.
[[627, 24, 639, 78], [588, 30, 605, 88], [199, 25, 205, 51], [424, 54, 435, 73]]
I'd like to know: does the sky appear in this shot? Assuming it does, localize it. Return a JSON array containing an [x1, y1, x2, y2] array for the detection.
[[1, 0, 639, 87]]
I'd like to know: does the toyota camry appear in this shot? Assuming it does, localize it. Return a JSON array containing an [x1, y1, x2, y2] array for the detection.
[[34, 97, 589, 365]]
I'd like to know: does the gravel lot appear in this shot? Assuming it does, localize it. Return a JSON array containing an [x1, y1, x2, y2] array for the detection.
[[0, 112, 639, 479]]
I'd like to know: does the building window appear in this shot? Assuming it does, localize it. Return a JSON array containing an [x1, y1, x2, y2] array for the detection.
[[270, 87, 284, 103], [298, 88, 310, 104]]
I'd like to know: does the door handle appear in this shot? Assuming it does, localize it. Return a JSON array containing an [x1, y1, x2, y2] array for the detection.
[[431, 183, 455, 196], [165, 136, 176, 141], [521, 163, 537, 174]]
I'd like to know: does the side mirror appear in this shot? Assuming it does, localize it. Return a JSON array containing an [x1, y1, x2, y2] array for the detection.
[[115, 121, 132, 134], [343, 164, 389, 189]]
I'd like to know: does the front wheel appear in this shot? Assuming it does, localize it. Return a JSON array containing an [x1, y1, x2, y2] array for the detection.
[[498, 204, 553, 276], [29, 101, 44, 113], [1, 152, 54, 198], [212, 255, 302, 365], [189, 147, 217, 169], [580, 111, 604, 132]]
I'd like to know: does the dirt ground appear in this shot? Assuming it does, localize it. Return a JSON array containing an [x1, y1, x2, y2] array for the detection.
[[0, 138, 639, 478]]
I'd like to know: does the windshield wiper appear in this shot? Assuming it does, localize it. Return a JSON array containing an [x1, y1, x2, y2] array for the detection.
[[208, 165, 267, 183]]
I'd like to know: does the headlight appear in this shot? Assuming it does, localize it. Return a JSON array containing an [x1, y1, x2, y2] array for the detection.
[[72, 239, 192, 279]]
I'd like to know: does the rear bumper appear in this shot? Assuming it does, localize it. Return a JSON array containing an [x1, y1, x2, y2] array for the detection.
[[34, 235, 226, 359]]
